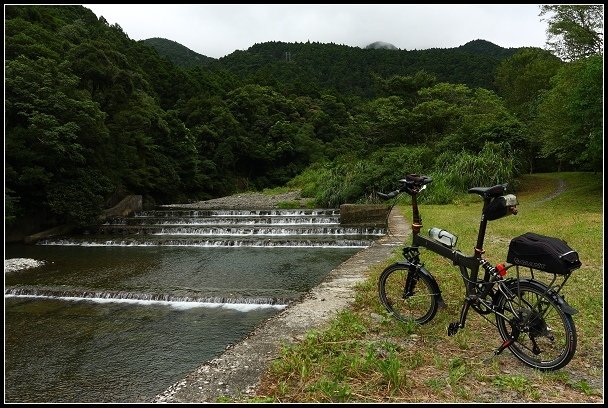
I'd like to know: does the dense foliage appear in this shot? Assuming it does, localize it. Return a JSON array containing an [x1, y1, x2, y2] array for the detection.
[[540, 5, 604, 61], [4, 5, 603, 233], [142, 37, 215, 67]]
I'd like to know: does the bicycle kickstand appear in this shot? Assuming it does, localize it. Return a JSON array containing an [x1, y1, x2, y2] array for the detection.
[[448, 297, 473, 336], [494, 324, 520, 356], [494, 337, 515, 356]]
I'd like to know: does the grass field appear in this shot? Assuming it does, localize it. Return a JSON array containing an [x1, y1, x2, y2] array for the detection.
[[250, 172, 603, 403]]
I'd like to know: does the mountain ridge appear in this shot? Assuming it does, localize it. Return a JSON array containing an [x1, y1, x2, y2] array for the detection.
[[143, 37, 521, 71]]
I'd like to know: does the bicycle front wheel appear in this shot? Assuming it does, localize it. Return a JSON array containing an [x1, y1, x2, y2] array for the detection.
[[495, 279, 577, 370], [378, 264, 438, 324]]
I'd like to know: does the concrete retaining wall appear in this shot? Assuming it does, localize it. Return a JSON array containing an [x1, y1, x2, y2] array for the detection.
[[101, 195, 142, 220], [339, 204, 391, 228], [21, 195, 143, 244]]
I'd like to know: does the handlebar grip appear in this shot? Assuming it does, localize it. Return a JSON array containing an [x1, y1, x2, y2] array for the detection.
[[378, 190, 400, 200]]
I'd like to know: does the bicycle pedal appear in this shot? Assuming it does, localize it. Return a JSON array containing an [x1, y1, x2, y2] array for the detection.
[[447, 322, 460, 336]]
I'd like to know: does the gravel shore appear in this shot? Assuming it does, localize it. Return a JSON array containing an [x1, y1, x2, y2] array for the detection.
[[4, 258, 46, 273], [162, 190, 312, 209]]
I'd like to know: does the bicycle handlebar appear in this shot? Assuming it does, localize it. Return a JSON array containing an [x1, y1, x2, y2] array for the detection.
[[377, 174, 433, 199], [377, 190, 400, 200]]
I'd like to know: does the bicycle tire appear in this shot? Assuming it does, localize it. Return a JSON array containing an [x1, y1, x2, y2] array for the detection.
[[378, 263, 438, 324], [495, 279, 577, 370]]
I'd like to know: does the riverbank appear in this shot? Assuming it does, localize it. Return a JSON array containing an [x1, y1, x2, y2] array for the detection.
[[152, 204, 409, 402]]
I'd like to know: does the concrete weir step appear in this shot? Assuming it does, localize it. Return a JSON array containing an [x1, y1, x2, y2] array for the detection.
[[152, 206, 409, 403]]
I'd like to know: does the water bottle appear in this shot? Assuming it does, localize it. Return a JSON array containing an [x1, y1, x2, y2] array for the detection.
[[429, 227, 458, 248]]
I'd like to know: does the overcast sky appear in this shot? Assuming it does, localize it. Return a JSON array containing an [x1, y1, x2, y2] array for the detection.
[[83, 4, 549, 59]]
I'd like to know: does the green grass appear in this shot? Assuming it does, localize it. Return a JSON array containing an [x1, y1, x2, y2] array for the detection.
[[275, 200, 302, 209], [248, 172, 603, 403]]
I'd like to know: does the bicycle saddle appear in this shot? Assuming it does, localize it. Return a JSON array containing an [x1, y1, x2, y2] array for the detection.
[[468, 184, 507, 198]]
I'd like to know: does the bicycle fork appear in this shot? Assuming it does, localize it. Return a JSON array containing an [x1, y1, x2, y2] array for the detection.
[[401, 247, 446, 309]]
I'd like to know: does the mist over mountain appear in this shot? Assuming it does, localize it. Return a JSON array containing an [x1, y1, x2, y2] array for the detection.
[[364, 41, 399, 50]]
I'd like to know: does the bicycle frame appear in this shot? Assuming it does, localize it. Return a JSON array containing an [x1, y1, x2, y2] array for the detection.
[[408, 185, 488, 293], [379, 174, 579, 370], [403, 182, 576, 331], [405, 187, 493, 329]]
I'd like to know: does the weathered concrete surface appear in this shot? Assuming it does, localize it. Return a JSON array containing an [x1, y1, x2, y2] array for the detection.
[[23, 223, 77, 244], [152, 207, 409, 403], [101, 194, 142, 219], [339, 204, 391, 228], [163, 191, 310, 210]]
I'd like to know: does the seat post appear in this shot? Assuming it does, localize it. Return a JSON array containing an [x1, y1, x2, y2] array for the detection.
[[411, 193, 422, 235], [475, 197, 492, 257]]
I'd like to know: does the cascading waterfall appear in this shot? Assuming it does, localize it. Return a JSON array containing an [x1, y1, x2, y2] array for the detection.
[[10, 207, 386, 308], [37, 208, 386, 248], [5, 286, 289, 311]]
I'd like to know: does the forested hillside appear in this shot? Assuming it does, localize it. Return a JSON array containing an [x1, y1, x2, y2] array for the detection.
[[156, 39, 518, 95], [144, 36, 515, 94], [5, 5, 603, 236], [142, 37, 216, 67]]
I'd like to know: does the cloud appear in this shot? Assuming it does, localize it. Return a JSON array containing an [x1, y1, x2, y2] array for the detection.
[[85, 4, 547, 58]]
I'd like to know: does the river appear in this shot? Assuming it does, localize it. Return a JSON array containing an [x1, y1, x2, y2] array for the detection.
[[4, 207, 380, 402]]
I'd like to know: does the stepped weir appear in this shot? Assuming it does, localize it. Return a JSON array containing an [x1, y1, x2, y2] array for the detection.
[[37, 207, 387, 248], [11, 205, 388, 308]]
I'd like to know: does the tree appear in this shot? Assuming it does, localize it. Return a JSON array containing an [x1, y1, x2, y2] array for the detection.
[[353, 96, 415, 148], [534, 55, 603, 171], [494, 48, 563, 122], [494, 48, 564, 172], [5, 55, 111, 226], [540, 5, 604, 61], [373, 71, 437, 105]]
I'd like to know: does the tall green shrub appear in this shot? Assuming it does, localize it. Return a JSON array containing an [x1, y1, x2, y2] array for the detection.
[[434, 142, 520, 193]]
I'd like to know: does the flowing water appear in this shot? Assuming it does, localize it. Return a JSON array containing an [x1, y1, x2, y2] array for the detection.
[[4, 208, 384, 402]]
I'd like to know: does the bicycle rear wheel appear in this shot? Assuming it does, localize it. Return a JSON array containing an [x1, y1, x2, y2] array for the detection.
[[378, 264, 438, 324], [495, 279, 577, 370]]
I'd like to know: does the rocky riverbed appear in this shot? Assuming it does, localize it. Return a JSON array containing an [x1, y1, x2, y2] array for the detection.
[[4, 258, 46, 273]]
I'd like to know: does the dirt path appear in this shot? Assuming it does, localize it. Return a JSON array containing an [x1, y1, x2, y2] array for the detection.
[[538, 178, 566, 203]]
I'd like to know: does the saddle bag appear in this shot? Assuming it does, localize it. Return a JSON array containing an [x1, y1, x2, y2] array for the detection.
[[507, 232, 581, 275], [484, 194, 518, 221]]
